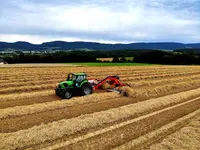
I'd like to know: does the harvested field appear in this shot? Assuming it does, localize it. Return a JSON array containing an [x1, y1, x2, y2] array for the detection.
[[0, 65, 200, 150], [142, 115, 200, 150]]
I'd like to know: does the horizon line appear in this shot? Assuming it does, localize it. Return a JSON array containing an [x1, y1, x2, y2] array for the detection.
[[0, 40, 199, 45]]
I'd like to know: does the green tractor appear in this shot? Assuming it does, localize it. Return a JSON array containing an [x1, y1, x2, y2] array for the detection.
[[55, 73, 93, 99]]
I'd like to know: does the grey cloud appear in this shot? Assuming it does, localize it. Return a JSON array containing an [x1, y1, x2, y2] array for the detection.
[[0, 0, 200, 43]]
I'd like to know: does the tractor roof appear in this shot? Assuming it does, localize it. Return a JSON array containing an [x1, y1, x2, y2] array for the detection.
[[73, 72, 87, 76]]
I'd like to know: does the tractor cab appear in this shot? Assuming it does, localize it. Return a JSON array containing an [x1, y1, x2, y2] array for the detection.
[[67, 73, 87, 83]]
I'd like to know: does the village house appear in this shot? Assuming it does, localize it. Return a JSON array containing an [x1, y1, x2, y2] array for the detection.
[[0, 58, 7, 64]]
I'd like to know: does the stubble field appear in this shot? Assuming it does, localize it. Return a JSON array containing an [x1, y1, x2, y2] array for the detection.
[[0, 65, 200, 150]]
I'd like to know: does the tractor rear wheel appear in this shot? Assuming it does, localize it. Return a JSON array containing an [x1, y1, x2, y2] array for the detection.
[[82, 84, 93, 96], [62, 90, 73, 99]]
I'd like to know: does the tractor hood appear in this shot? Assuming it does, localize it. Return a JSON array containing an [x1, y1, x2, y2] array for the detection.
[[58, 80, 73, 89]]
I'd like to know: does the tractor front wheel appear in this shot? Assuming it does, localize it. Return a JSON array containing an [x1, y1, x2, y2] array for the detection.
[[62, 90, 73, 99], [55, 89, 61, 97], [82, 84, 93, 96]]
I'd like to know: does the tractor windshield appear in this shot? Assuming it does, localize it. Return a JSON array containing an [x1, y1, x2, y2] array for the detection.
[[72, 75, 77, 81], [67, 73, 74, 81], [71, 74, 83, 82], [67, 73, 87, 82], [76, 75, 84, 82]]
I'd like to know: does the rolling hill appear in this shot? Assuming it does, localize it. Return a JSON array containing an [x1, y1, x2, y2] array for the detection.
[[0, 41, 200, 51]]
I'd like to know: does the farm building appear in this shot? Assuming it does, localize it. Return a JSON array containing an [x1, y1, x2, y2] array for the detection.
[[0, 58, 7, 64]]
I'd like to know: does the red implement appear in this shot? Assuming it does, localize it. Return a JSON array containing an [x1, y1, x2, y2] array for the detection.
[[88, 76, 126, 91]]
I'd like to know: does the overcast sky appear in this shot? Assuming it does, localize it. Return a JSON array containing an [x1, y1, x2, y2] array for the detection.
[[0, 0, 200, 44]]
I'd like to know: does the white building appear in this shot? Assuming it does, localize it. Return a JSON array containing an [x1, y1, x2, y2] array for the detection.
[[0, 58, 7, 64]]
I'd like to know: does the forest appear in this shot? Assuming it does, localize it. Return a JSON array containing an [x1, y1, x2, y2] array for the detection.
[[1, 49, 200, 65]]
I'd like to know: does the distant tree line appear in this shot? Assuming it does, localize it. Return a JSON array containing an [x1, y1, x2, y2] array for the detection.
[[1, 51, 96, 63], [1, 49, 200, 65], [133, 50, 200, 65], [0, 50, 142, 64], [174, 48, 200, 54]]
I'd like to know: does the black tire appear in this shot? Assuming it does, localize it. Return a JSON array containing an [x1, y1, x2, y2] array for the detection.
[[55, 89, 61, 96], [62, 90, 73, 99], [82, 84, 93, 96]]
